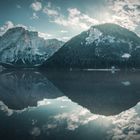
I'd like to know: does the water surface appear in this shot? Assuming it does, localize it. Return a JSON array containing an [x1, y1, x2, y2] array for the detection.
[[0, 69, 140, 140]]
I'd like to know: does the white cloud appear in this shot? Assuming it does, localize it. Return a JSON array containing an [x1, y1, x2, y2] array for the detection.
[[52, 8, 99, 30], [41, 96, 140, 139], [68, 8, 81, 17], [52, 109, 104, 131], [42, 3, 99, 31], [0, 21, 29, 36], [52, 104, 101, 131], [38, 32, 52, 39], [60, 105, 67, 108], [107, 103, 140, 140], [107, 0, 140, 34], [60, 30, 68, 33], [41, 0, 140, 37], [31, 12, 39, 20], [1, 95, 140, 140], [0, 21, 54, 40], [31, 1, 42, 11], [37, 98, 51, 106], [43, 7, 59, 16], [0, 100, 35, 116], [0, 101, 14, 116], [0, 21, 14, 36]]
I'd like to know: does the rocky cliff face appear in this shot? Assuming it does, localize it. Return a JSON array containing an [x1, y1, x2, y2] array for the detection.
[[0, 27, 64, 68]]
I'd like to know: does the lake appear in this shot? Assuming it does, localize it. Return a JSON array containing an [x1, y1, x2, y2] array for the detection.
[[0, 69, 140, 140]]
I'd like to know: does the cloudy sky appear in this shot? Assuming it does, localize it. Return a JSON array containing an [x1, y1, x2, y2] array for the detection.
[[0, 0, 140, 41]]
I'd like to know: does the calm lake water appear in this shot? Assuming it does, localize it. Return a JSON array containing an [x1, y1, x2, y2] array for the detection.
[[0, 69, 140, 140]]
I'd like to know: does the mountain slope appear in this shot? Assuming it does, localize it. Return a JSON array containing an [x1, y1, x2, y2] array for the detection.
[[42, 23, 140, 69], [0, 27, 64, 68]]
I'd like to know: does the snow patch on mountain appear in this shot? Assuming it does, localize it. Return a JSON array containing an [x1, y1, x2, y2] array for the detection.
[[97, 35, 116, 45], [85, 27, 118, 46], [85, 27, 102, 45], [103, 36, 115, 43], [122, 53, 131, 59]]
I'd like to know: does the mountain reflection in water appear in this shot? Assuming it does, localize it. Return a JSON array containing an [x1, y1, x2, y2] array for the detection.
[[0, 69, 140, 140], [0, 70, 63, 109], [45, 70, 140, 116]]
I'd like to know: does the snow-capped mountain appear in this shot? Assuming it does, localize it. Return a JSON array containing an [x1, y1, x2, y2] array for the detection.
[[0, 27, 64, 68], [42, 23, 140, 69]]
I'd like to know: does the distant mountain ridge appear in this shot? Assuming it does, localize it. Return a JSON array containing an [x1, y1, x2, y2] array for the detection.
[[42, 23, 140, 69], [0, 27, 64, 68]]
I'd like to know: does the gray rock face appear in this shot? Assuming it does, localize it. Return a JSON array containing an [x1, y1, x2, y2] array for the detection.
[[0, 27, 64, 68]]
